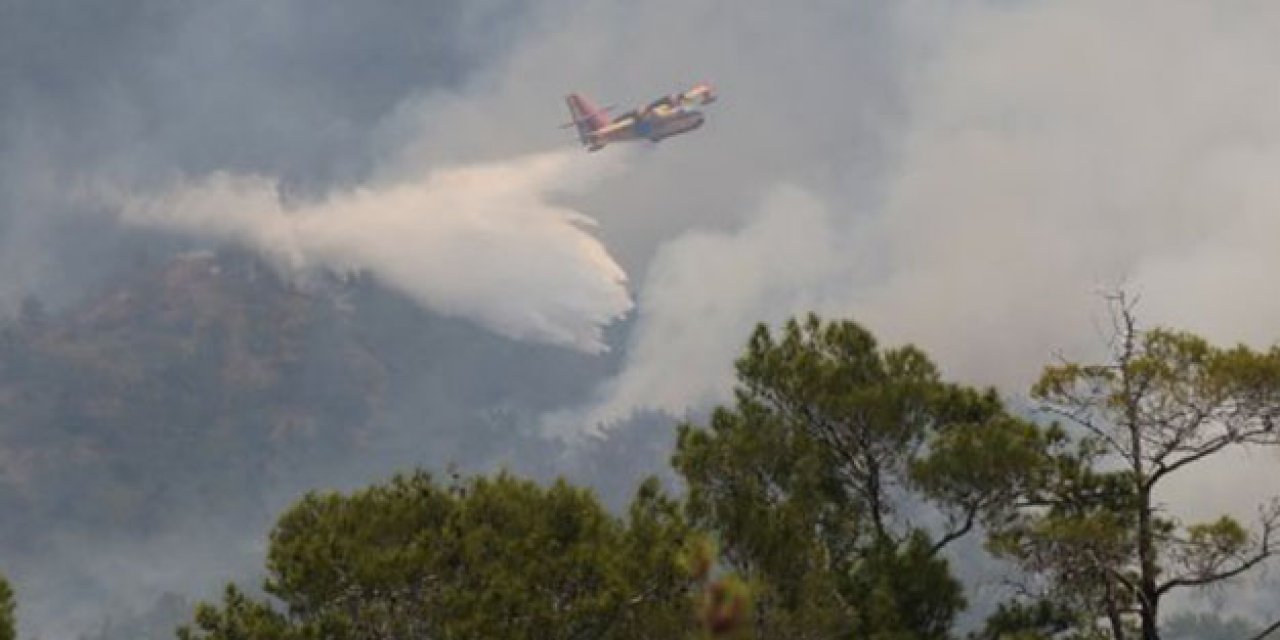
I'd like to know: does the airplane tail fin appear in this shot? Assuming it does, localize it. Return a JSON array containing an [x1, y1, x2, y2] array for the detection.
[[565, 93, 610, 146]]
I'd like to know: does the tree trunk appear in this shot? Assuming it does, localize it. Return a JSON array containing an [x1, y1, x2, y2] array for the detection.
[[1123, 307, 1160, 640], [1137, 486, 1160, 640]]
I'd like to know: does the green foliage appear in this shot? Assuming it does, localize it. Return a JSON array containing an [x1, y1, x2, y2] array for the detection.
[[1184, 516, 1248, 555], [675, 314, 1053, 638], [180, 586, 294, 640], [968, 598, 1082, 640], [998, 299, 1280, 639], [841, 532, 964, 640], [0, 575, 14, 640], [181, 471, 695, 640]]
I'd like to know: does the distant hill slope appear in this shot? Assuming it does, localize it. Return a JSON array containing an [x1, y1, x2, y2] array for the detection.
[[0, 250, 387, 543], [0, 248, 678, 639]]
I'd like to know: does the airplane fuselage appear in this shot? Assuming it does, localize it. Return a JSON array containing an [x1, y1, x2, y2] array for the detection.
[[565, 84, 716, 152], [589, 108, 704, 150]]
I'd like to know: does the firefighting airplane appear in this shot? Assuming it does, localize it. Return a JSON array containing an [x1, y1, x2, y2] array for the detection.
[[563, 83, 717, 152]]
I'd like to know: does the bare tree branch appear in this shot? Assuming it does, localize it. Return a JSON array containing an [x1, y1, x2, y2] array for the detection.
[[1039, 403, 1133, 464], [928, 502, 977, 557], [1248, 616, 1280, 640]]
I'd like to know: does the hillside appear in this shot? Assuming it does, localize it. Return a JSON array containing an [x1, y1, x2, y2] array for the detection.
[[0, 251, 387, 545], [0, 249, 675, 637]]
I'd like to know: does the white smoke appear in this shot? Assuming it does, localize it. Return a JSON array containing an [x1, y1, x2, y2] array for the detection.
[[115, 150, 633, 353], [542, 185, 850, 436], [564, 0, 1280, 430]]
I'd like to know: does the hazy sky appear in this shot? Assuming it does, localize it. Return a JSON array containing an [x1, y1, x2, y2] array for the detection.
[[6, 0, 1280, 633]]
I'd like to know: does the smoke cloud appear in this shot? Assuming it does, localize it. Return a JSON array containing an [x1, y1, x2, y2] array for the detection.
[[114, 150, 633, 352], [565, 0, 1280, 430], [558, 0, 1280, 578], [542, 185, 851, 436]]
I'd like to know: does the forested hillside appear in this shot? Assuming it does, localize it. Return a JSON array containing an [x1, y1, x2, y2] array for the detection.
[[0, 250, 385, 543], [0, 250, 668, 638]]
